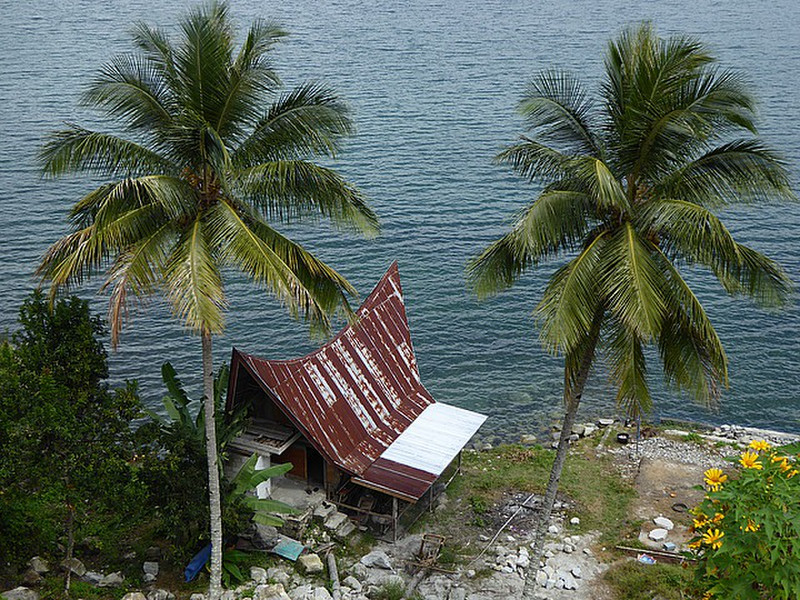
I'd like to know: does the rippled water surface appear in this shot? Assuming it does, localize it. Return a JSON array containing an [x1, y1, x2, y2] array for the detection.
[[1, 0, 799, 439]]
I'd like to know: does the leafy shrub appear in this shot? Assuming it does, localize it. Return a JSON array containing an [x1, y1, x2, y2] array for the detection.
[[689, 440, 800, 598], [0, 292, 145, 568]]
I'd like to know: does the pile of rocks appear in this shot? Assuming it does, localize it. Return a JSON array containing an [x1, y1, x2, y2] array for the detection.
[[645, 516, 676, 550], [711, 424, 800, 447], [547, 418, 614, 449]]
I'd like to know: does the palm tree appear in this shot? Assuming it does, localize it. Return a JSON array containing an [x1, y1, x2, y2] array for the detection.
[[468, 23, 794, 570], [37, 3, 378, 597]]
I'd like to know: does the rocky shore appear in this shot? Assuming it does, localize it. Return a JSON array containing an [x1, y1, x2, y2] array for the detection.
[[4, 420, 797, 600]]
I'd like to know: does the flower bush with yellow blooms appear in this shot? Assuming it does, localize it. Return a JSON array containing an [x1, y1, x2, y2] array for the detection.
[[688, 440, 800, 598]]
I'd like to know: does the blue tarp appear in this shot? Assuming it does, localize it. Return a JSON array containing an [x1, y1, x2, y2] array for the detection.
[[271, 536, 305, 561], [185, 543, 211, 582]]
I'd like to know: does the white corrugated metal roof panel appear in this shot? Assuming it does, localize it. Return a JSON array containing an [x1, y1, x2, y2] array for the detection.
[[378, 402, 487, 476]]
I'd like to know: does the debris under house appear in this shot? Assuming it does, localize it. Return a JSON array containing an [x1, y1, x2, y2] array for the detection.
[[225, 261, 487, 540]]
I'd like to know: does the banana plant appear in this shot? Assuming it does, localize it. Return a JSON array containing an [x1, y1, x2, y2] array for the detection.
[[227, 454, 296, 527], [148, 361, 249, 458]]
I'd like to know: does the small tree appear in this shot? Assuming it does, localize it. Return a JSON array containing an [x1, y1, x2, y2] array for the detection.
[[689, 441, 800, 599], [0, 292, 143, 584]]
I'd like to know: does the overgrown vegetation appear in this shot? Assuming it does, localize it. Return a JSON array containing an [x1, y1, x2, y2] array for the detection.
[[689, 441, 800, 598], [604, 561, 699, 600], [427, 442, 637, 552]]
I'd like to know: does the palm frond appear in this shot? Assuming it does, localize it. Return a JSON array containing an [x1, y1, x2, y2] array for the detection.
[[467, 186, 595, 297], [164, 217, 227, 334], [495, 138, 576, 184], [233, 83, 354, 165], [209, 200, 356, 334], [39, 126, 175, 178], [519, 70, 599, 155], [82, 54, 175, 135], [236, 160, 379, 236], [600, 222, 666, 340], [536, 230, 610, 354], [654, 140, 794, 206], [604, 317, 651, 417]]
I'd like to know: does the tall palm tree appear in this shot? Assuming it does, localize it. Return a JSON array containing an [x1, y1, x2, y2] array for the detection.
[[468, 23, 794, 570], [37, 3, 378, 597]]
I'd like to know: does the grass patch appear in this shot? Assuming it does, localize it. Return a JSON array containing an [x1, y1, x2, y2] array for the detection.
[[604, 560, 700, 600], [427, 443, 636, 549], [373, 580, 422, 600]]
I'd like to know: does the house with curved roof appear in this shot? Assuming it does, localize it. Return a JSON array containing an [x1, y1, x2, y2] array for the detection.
[[225, 262, 487, 538]]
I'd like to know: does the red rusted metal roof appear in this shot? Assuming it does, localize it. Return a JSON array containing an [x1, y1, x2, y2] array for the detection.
[[230, 262, 487, 501]]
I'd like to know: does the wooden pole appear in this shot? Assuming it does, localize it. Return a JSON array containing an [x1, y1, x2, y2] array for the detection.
[[326, 552, 341, 600], [392, 497, 398, 543]]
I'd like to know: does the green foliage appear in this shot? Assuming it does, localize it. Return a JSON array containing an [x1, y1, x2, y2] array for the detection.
[[37, 1, 379, 344], [689, 443, 800, 598], [219, 549, 250, 589], [373, 581, 416, 600], [604, 561, 699, 600], [468, 22, 794, 417], [225, 454, 295, 528], [0, 292, 146, 567], [135, 361, 247, 555]]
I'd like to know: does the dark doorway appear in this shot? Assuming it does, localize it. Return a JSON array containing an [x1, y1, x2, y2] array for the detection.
[[307, 446, 325, 488]]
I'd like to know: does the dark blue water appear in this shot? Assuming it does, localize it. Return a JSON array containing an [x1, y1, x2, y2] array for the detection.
[[1, 0, 798, 441]]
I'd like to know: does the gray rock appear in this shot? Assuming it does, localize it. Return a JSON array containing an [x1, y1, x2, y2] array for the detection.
[[121, 594, 147, 600], [583, 424, 598, 437], [98, 572, 125, 587], [251, 566, 267, 583], [311, 589, 332, 600], [267, 567, 290, 587], [252, 524, 280, 550], [289, 585, 312, 600], [571, 424, 586, 437], [28, 558, 49, 575], [360, 550, 392, 570], [22, 571, 42, 588], [189, 594, 206, 600], [220, 592, 235, 600], [324, 512, 348, 531], [598, 418, 615, 427], [336, 520, 356, 538], [648, 528, 669, 542], [571, 566, 582, 579], [547, 525, 559, 535], [146, 590, 174, 600], [342, 576, 361, 592], [297, 553, 324, 575], [520, 434, 537, 445], [59, 558, 86, 577], [143, 561, 159, 577], [569, 517, 580, 526], [313, 502, 337, 522], [448, 588, 466, 600], [254, 583, 291, 600], [83, 571, 103, 585], [1, 588, 39, 600], [535, 570, 548, 587], [654, 516, 674, 531], [561, 572, 578, 590], [465, 570, 475, 579]]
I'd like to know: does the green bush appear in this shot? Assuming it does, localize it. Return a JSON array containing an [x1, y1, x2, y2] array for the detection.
[[0, 292, 146, 568], [689, 440, 800, 598]]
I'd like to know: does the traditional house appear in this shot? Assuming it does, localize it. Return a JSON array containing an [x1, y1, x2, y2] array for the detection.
[[225, 262, 487, 539]]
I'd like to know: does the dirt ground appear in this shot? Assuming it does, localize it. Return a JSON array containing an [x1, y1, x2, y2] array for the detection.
[[631, 457, 707, 550]]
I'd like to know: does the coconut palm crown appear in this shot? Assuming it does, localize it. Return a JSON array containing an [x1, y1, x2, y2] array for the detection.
[[36, 4, 378, 598], [468, 23, 794, 564], [38, 2, 378, 343]]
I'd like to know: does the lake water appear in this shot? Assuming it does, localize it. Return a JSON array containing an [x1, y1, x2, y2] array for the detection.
[[1, 0, 799, 441]]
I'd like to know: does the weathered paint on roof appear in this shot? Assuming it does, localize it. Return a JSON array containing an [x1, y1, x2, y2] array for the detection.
[[229, 262, 487, 501]]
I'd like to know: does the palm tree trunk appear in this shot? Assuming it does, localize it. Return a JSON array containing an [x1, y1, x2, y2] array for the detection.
[[525, 312, 603, 597], [202, 330, 223, 600]]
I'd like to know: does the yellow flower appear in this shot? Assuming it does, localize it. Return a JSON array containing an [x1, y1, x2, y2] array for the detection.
[[771, 455, 791, 472], [712, 512, 725, 524], [692, 517, 708, 531], [739, 451, 763, 470], [704, 468, 728, 491], [789, 469, 799, 479], [743, 519, 760, 532], [702, 592, 714, 600], [688, 539, 702, 550], [749, 439, 771, 452], [702, 528, 724, 550]]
